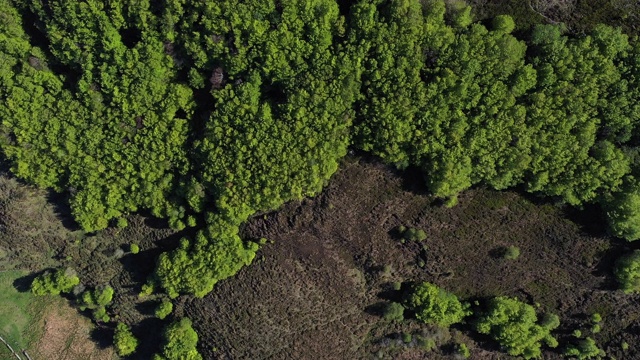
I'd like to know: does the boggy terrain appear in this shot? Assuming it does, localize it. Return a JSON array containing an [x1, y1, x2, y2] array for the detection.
[[185, 157, 640, 359]]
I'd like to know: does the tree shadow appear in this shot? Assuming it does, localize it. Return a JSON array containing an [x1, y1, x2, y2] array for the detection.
[[45, 189, 81, 231], [90, 326, 115, 350], [118, 228, 190, 284], [13, 272, 41, 292], [130, 317, 165, 359], [135, 300, 158, 317]]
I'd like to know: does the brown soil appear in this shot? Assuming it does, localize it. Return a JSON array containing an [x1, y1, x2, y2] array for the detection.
[[185, 157, 640, 359]]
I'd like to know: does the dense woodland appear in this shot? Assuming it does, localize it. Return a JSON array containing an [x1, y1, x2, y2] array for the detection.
[[2, 0, 640, 358]]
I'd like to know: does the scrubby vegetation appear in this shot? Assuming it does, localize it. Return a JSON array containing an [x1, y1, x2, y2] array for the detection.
[[614, 250, 640, 293], [113, 322, 138, 357], [2, 0, 640, 358], [154, 318, 202, 360], [404, 282, 470, 327], [77, 285, 114, 322], [155, 299, 174, 320], [30, 268, 79, 296], [474, 297, 559, 359]]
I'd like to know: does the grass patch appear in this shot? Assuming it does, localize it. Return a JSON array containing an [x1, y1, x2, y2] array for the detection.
[[0, 270, 48, 356]]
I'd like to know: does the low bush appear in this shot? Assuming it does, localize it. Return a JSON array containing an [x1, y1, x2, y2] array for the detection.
[[564, 337, 603, 359], [31, 268, 80, 296], [114, 322, 139, 356], [155, 300, 174, 320], [614, 250, 640, 293], [474, 297, 559, 359], [404, 282, 470, 327]]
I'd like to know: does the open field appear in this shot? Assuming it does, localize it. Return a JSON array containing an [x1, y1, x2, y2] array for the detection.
[[0, 270, 114, 360], [185, 157, 640, 359]]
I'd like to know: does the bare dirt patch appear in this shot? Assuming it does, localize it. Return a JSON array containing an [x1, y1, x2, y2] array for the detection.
[[185, 157, 640, 359]]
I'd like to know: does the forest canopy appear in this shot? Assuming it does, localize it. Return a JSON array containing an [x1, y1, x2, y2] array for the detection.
[[3, 0, 640, 304]]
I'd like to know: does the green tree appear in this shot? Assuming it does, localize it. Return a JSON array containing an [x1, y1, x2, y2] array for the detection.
[[154, 318, 202, 360], [382, 302, 404, 322], [31, 268, 80, 296], [113, 322, 139, 356], [404, 282, 470, 327], [474, 297, 559, 359], [564, 337, 603, 359], [155, 300, 174, 320], [614, 250, 640, 293]]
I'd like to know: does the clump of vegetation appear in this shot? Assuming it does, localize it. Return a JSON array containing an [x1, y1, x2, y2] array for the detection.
[[404, 282, 471, 327], [130, 243, 140, 254], [78, 285, 114, 322], [573, 329, 583, 338], [154, 219, 259, 298], [614, 250, 640, 293], [502, 246, 521, 260], [154, 318, 202, 360], [113, 322, 139, 356], [30, 268, 80, 296], [155, 300, 174, 320], [474, 297, 559, 359], [401, 332, 412, 344], [397, 226, 427, 242], [382, 302, 404, 322], [564, 337, 604, 359], [590, 313, 602, 323], [454, 343, 471, 359]]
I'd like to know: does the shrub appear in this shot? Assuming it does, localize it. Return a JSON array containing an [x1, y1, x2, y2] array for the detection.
[[404, 282, 470, 327], [564, 337, 603, 359], [116, 218, 128, 229], [403, 228, 427, 242], [130, 244, 140, 254], [382, 302, 404, 322], [156, 300, 174, 320], [591, 324, 601, 334], [590, 313, 602, 323], [454, 343, 470, 359], [402, 332, 412, 343], [493, 15, 516, 34], [114, 322, 139, 356], [154, 318, 202, 360], [78, 285, 114, 322], [31, 268, 80, 296], [502, 246, 521, 260], [474, 297, 559, 359], [573, 329, 583, 338], [614, 250, 640, 293]]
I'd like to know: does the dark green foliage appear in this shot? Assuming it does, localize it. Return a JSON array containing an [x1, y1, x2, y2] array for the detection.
[[30, 268, 79, 295], [474, 297, 559, 359], [401, 332, 412, 344], [564, 337, 603, 359], [155, 300, 174, 320], [604, 179, 640, 241], [114, 322, 138, 356], [382, 302, 404, 322], [404, 282, 470, 327], [402, 227, 427, 242], [614, 250, 640, 293], [154, 318, 202, 360]]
